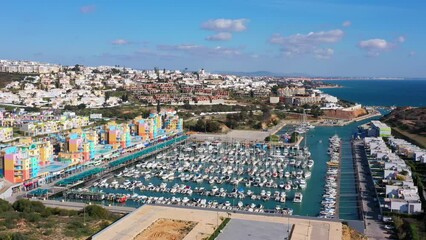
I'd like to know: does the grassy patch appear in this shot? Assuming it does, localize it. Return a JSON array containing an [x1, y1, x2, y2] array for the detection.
[[208, 218, 230, 240], [391, 127, 426, 149]]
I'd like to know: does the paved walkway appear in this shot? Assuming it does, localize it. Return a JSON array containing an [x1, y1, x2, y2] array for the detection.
[[353, 140, 390, 239], [40, 199, 135, 214]]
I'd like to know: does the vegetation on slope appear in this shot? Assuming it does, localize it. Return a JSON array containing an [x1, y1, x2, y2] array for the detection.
[[382, 107, 426, 136], [0, 73, 37, 88], [382, 107, 426, 148], [0, 199, 120, 240]]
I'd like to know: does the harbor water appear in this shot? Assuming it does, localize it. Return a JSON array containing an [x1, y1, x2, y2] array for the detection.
[[57, 115, 383, 219]]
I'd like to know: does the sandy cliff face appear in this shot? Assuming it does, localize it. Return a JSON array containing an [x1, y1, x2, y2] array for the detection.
[[323, 108, 367, 120]]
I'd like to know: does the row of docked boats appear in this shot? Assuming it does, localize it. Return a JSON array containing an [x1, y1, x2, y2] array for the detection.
[[73, 140, 315, 214], [98, 141, 314, 193], [64, 188, 294, 215], [319, 134, 341, 219]]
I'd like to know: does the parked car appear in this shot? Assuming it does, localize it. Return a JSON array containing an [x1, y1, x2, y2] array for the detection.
[[384, 225, 394, 230]]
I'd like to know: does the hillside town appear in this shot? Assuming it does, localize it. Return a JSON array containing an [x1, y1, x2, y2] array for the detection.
[[0, 59, 347, 109]]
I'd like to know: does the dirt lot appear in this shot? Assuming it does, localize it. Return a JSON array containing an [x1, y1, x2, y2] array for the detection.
[[342, 225, 367, 240], [134, 218, 197, 240]]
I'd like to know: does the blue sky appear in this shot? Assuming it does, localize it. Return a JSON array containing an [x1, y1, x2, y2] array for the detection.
[[1, 0, 425, 77]]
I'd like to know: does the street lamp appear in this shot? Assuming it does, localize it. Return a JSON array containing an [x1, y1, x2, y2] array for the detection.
[[83, 202, 86, 226]]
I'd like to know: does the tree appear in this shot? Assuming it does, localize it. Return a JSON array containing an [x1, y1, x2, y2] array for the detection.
[[311, 105, 323, 118], [195, 119, 206, 132], [206, 120, 221, 132], [261, 106, 271, 120], [77, 103, 87, 110], [183, 101, 192, 110], [239, 109, 248, 120], [156, 101, 161, 113], [271, 85, 279, 95], [0, 199, 12, 213], [121, 94, 129, 102], [265, 135, 280, 142], [290, 132, 299, 143], [82, 205, 111, 219]]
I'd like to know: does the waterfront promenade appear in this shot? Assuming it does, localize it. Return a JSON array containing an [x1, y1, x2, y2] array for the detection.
[[352, 140, 390, 239]]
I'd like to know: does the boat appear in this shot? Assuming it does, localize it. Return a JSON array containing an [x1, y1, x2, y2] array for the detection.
[[293, 192, 303, 203]]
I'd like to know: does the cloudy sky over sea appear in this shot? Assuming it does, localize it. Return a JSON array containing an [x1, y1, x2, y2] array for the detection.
[[1, 0, 425, 77]]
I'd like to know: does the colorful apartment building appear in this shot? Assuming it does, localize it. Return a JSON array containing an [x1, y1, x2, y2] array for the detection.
[[1, 144, 41, 183], [135, 111, 182, 141], [19, 116, 90, 136], [36, 141, 54, 166], [0, 127, 13, 142], [105, 122, 131, 149], [60, 130, 97, 163]]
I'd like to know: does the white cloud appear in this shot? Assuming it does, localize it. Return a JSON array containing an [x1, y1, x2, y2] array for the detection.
[[80, 5, 96, 14], [397, 36, 406, 43], [157, 44, 242, 58], [201, 19, 249, 32], [112, 39, 129, 45], [342, 21, 352, 27], [314, 48, 334, 59], [270, 29, 343, 58], [206, 32, 233, 41], [358, 39, 394, 56]]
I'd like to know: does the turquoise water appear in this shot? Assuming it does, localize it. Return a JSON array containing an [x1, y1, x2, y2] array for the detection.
[[275, 114, 383, 219], [322, 80, 426, 107]]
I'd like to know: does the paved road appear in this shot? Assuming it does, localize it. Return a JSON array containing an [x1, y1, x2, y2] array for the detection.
[[353, 140, 391, 239], [40, 199, 134, 214]]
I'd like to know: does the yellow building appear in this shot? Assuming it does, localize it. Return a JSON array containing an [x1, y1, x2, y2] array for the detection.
[[37, 141, 54, 166], [0, 127, 13, 142]]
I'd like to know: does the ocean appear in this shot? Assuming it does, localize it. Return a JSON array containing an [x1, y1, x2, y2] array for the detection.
[[322, 80, 426, 107]]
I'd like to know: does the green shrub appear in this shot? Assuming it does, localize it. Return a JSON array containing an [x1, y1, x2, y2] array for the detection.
[[50, 207, 77, 216], [23, 212, 41, 223], [3, 211, 20, 229], [12, 199, 33, 213], [40, 208, 52, 218], [30, 201, 45, 213], [82, 205, 110, 219], [12, 200, 45, 214], [42, 229, 53, 236], [0, 199, 12, 213]]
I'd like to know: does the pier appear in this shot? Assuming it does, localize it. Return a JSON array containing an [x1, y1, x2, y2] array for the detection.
[[338, 140, 362, 221], [352, 140, 390, 239]]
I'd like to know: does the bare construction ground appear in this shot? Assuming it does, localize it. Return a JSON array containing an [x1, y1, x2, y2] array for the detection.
[[133, 218, 196, 240], [92, 205, 342, 240]]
